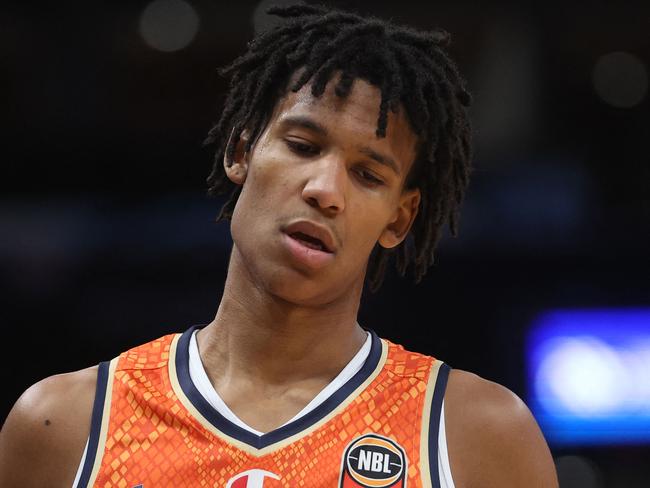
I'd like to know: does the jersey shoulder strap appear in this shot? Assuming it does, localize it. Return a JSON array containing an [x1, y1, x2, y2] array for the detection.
[[382, 339, 452, 487], [421, 357, 451, 488], [74, 332, 179, 488]]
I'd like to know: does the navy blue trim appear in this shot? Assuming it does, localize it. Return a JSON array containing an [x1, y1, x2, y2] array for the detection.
[[175, 325, 383, 450], [75, 361, 111, 488], [427, 362, 451, 488]]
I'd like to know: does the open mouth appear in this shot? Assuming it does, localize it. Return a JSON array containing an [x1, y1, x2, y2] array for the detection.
[[289, 232, 331, 253]]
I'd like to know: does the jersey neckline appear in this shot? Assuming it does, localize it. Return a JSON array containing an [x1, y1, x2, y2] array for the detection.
[[171, 325, 385, 452], [188, 329, 372, 436]]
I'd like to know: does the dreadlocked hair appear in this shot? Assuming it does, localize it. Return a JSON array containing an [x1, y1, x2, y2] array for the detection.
[[204, 3, 472, 292]]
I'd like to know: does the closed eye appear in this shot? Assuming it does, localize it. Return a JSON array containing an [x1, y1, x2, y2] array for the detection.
[[355, 168, 384, 186], [285, 139, 319, 156]]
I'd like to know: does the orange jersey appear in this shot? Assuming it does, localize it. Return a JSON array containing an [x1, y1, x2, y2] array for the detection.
[[74, 327, 450, 488]]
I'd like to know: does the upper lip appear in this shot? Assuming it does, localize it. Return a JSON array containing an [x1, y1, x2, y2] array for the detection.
[[283, 220, 338, 253]]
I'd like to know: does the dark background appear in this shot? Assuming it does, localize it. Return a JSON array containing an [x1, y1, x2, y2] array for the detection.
[[1, 1, 649, 486]]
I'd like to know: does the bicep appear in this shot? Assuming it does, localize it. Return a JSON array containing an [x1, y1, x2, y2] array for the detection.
[[486, 395, 558, 487]]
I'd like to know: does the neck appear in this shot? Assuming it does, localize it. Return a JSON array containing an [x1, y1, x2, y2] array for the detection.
[[197, 247, 368, 386]]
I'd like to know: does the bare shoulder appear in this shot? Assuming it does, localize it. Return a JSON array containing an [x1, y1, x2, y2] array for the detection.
[[444, 369, 558, 488], [0, 366, 98, 488]]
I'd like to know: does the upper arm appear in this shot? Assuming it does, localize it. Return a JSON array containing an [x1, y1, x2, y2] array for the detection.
[[444, 369, 558, 488], [0, 367, 98, 488]]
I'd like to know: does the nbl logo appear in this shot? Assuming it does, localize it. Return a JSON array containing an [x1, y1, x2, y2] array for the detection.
[[339, 434, 407, 488]]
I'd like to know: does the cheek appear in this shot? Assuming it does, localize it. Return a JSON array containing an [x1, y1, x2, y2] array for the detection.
[[251, 138, 292, 183], [232, 146, 291, 224], [346, 199, 394, 251]]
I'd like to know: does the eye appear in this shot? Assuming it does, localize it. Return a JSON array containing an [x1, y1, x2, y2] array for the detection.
[[285, 139, 319, 156], [355, 168, 384, 186]]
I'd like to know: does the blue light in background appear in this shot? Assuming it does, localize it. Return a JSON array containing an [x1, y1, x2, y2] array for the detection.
[[527, 309, 650, 446]]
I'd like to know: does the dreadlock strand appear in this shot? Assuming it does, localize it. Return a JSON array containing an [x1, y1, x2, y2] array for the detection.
[[392, 45, 430, 133], [371, 43, 403, 136], [335, 69, 355, 98]]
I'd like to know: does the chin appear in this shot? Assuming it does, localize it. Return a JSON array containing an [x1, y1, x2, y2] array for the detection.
[[232, 239, 363, 307], [264, 267, 342, 307]]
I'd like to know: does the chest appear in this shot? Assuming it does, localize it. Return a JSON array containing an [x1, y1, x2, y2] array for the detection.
[[92, 369, 426, 487], [78, 332, 445, 488], [94, 399, 418, 488]]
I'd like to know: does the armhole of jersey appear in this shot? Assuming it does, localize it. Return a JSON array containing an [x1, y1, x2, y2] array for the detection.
[[73, 358, 117, 488], [419, 360, 451, 488], [438, 401, 456, 488], [71, 438, 89, 488]]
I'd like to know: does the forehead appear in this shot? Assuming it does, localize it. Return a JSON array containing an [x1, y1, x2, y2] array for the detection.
[[268, 75, 419, 175]]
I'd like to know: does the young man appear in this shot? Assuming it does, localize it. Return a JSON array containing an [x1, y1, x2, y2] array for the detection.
[[0, 5, 558, 487]]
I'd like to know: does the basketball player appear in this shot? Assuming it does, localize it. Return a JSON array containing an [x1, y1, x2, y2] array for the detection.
[[0, 5, 558, 487]]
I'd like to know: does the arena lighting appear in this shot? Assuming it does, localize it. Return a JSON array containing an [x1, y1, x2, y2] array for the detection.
[[527, 309, 650, 446], [139, 0, 200, 53], [593, 52, 648, 108]]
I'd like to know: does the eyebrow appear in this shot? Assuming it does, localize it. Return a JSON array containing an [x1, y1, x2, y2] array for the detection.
[[279, 115, 401, 176], [280, 115, 328, 136]]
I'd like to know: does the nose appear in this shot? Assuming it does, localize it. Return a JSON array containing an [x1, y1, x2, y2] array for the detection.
[[302, 157, 346, 214]]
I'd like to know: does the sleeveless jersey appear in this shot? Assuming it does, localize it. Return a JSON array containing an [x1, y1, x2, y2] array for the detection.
[[74, 326, 451, 488]]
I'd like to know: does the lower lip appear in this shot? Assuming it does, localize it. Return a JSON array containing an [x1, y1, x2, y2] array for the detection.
[[282, 233, 335, 270]]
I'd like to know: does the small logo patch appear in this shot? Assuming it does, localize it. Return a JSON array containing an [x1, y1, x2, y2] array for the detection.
[[339, 434, 407, 487], [226, 469, 281, 488]]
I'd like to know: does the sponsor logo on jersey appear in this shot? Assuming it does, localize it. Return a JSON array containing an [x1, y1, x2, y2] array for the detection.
[[226, 469, 281, 488], [339, 433, 407, 488]]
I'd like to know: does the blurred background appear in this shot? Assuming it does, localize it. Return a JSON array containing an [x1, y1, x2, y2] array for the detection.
[[1, 0, 648, 485]]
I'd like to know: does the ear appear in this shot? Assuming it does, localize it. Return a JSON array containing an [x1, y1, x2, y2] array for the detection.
[[223, 128, 250, 185], [378, 188, 421, 249]]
